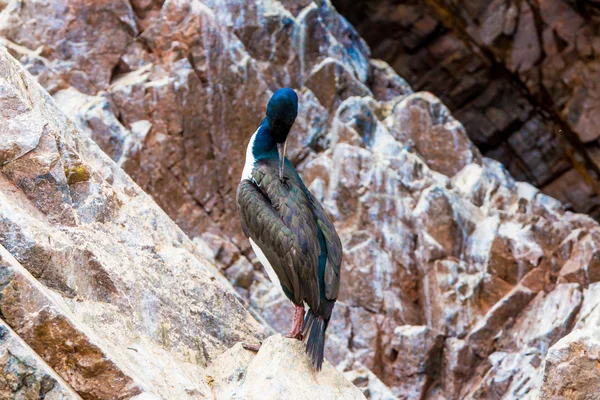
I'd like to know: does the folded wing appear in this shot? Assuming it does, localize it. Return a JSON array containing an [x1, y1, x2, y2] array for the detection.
[[237, 161, 321, 310], [305, 189, 342, 300]]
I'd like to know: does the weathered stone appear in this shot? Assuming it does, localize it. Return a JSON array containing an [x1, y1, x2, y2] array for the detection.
[[463, 350, 543, 399], [53, 88, 144, 166], [339, 231, 391, 313], [442, 338, 476, 399], [4, 0, 600, 398], [0, 46, 265, 399], [467, 284, 535, 358], [543, 169, 600, 216], [368, 59, 412, 103], [488, 218, 544, 285], [574, 283, 600, 332], [497, 283, 583, 355], [344, 366, 398, 400], [326, 302, 381, 371], [388, 92, 481, 177], [424, 260, 466, 330], [333, 0, 600, 217], [0, 0, 136, 94], [381, 325, 444, 399], [0, 70, 44, 165], [206, 335, 367, 400], [0, 319, 80, 400], [541, 329, 600, 399], [558, 231, 600, 286], [0, 246, 144, 399]]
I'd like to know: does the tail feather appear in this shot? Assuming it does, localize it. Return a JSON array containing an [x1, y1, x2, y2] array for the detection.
[[302, 310, 328, 371]]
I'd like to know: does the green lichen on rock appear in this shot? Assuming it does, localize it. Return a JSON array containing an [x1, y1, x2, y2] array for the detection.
[[158, 322, 170, 349], [64, 164, 91, 185]]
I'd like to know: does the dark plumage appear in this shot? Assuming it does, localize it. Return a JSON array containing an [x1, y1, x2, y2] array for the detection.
[[237, 88, 342, 370]]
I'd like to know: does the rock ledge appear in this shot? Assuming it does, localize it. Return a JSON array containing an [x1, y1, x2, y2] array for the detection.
[[207, 334, 366, 400]]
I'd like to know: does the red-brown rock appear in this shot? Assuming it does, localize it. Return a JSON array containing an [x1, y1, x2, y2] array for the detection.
[[3, 0, 600, 398]]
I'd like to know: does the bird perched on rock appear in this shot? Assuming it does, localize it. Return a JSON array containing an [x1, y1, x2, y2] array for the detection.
[[237, 88, 342, 370]]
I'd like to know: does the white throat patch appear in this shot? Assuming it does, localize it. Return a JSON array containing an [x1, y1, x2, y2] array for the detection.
[[241, 128, 259, 182], [242, 129, 285, 296]]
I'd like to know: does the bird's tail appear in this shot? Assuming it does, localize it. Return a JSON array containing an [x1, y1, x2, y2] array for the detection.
[[302, 309, 328, 371]]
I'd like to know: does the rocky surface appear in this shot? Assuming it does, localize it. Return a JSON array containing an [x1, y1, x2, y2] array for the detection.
[[0, 46, 266, 398], [541, 328, 600, 399], [0, 319, 80, 399], [206, 334, 366, 400], [333, 0, 600, 219], [2, 0, 600, 399]]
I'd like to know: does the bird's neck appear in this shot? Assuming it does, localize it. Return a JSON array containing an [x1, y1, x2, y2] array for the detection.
[[252, 118, 291, 160], [241, 119, 296, 183], [251, 120, 276, 160]]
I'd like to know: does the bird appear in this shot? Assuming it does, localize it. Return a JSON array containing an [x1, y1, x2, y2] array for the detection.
[[237, 88, 342, 370]]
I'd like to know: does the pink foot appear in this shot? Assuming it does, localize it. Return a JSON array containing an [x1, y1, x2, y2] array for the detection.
[[285, 304, 305, 340]]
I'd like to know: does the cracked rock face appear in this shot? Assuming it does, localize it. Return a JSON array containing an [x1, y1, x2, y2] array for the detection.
[[0, 46, 265, 399], [333, 0, 600, 219], [0, 319, 80, 400], [2, 0, 600, 399]]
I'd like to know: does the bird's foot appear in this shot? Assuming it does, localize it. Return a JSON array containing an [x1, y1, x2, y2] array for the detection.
[[285, 331, 303, 340], [242, 341, 262, 352], [285, 304, 305, 341]]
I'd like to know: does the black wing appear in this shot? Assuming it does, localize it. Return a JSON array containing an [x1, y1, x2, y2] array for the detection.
[[237, 160, 321, 310], [304, 189, 342, 300]]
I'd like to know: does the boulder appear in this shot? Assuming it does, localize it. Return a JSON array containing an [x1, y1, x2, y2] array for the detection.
[[206, 335, 366, 400], [541, 329, 600, 399]]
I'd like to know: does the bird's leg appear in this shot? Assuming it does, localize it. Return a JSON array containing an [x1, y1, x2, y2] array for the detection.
[[285, 304, 305, 340]]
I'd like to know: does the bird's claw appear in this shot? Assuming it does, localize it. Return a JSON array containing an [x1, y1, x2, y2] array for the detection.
[[285, 332, 303, 341]]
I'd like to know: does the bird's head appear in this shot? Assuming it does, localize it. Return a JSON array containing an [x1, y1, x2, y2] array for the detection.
[[266, 88, 298, 182], [266, 88, 298, 141]]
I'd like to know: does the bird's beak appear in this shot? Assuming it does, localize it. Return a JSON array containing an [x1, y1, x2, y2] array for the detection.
[[277, 141, 287, 182]]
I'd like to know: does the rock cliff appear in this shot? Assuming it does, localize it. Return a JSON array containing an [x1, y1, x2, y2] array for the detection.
[[2, 0, 600, 399], [0, 45, 363, 399], [334, 0, 600, 219]]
